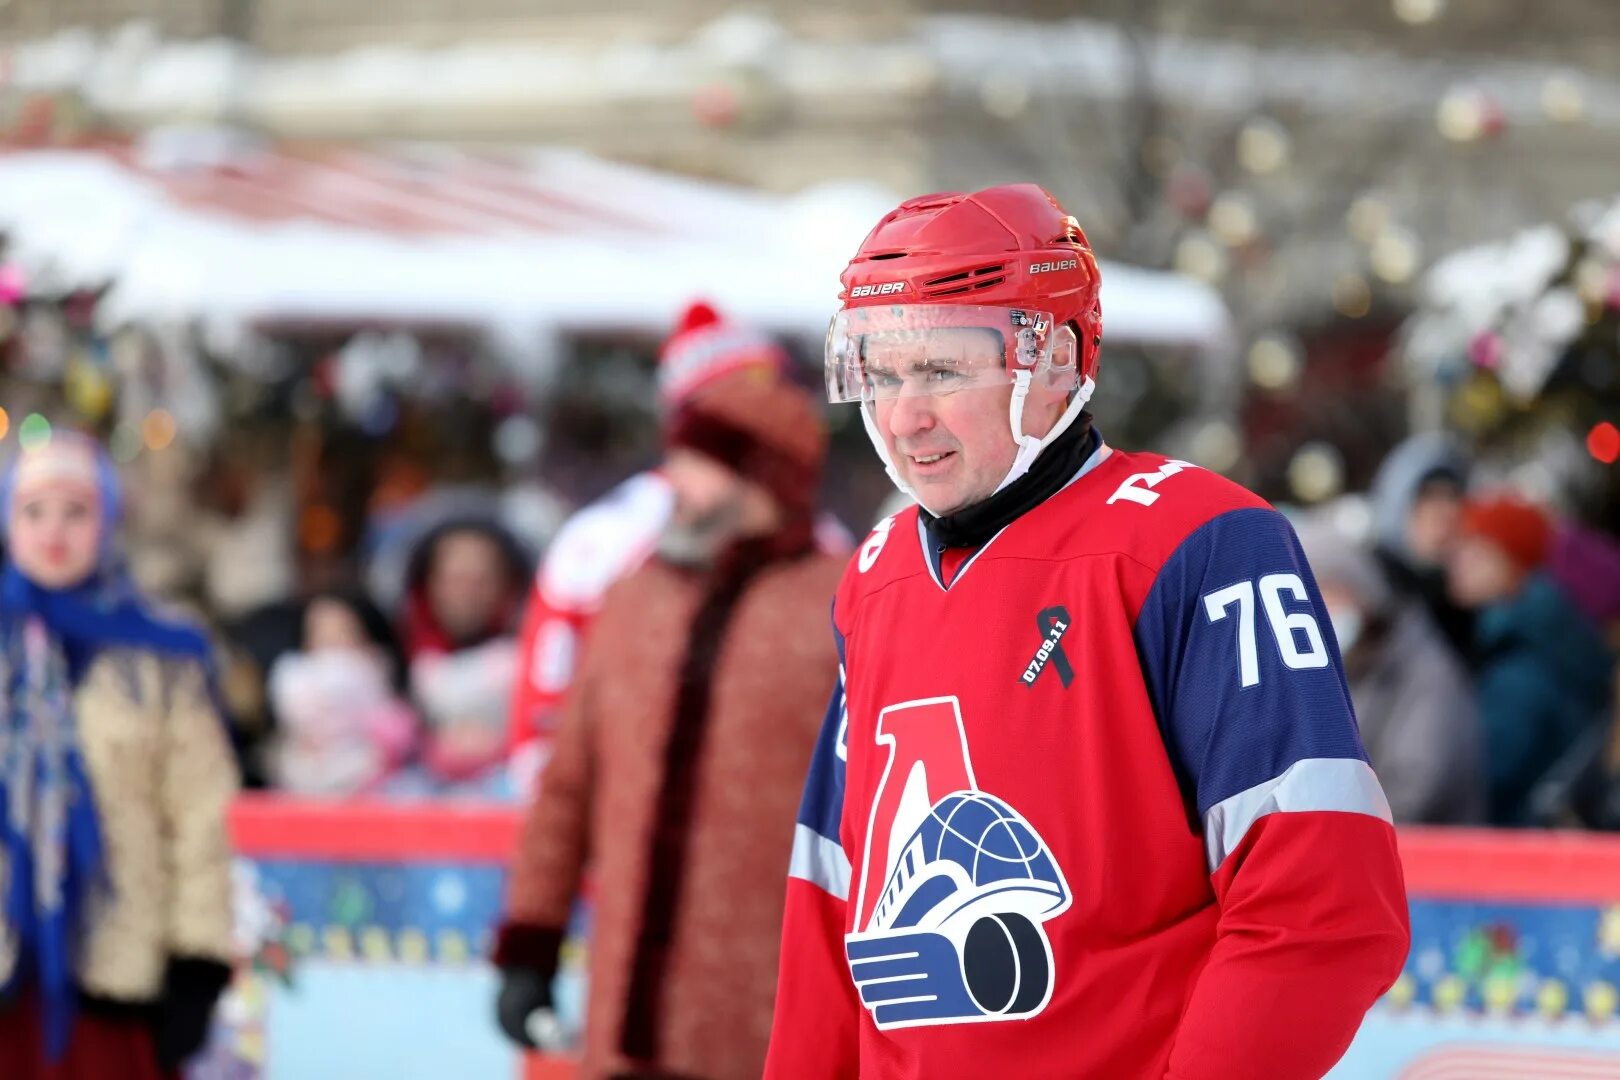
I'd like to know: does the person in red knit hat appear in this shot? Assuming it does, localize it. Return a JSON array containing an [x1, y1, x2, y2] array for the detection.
[[493, 359, 845, 1080], [1449, 492, 1614, 824], [655, 300, 792, 406], [1452, 494, 1552, 588], [504, 301, 847, 794]]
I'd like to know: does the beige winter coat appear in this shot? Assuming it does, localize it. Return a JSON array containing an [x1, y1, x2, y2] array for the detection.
[[0, 649, 238, 1001]]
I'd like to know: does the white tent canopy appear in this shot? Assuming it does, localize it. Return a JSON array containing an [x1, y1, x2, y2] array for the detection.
[[0, 137, 1231, 357]]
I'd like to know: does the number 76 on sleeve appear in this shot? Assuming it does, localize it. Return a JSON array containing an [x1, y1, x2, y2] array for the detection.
[[1202, 574, 1330, 689]]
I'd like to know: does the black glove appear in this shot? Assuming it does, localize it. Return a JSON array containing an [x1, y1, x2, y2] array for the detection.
[[492, 922, 565, 1051], [496, 967, 555, 1049], [153, 957, 232, 1070]]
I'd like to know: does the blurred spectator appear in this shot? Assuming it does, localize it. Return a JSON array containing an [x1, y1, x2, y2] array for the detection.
[[1448, 494, 1615, 825], [1369, 432, 1476, 666], [267, 592, 416, 797], [214, 598, 304, 789], [0, 434, 236, 1078], [506, 299, 798, 794], [198, 471, 297, 624], [1551, 529, 1620, 829], [402, 519, 530, 793], [493, 365, 843, 1080], [1297, 520, 1484, 823]]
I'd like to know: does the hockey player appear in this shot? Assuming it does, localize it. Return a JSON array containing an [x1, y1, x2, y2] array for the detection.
[[766, 185, 1410, 1079]]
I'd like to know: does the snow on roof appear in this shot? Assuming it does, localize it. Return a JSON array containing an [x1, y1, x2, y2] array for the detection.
[[0, 138, 1230, 354]]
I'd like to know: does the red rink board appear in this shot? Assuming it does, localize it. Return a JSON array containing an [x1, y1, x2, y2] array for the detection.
[[229, 798, 1620, 905]]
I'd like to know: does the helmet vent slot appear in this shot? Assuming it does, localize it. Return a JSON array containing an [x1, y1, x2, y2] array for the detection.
[[868, 252, 908, 261], [922, 262, 1005, 290]]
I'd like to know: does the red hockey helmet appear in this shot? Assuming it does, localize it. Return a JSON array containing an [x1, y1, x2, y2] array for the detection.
[[827, 183, 1102, 403], [826, 185, 1104, 508]]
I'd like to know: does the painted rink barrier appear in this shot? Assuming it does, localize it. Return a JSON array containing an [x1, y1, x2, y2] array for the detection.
[[189, 799, 1620, 1079]]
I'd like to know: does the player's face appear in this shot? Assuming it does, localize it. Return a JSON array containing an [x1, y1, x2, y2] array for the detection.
[[869, 329, 1065, 516]]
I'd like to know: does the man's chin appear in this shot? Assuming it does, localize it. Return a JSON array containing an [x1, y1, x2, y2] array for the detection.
[[906, 479, 973, 518]]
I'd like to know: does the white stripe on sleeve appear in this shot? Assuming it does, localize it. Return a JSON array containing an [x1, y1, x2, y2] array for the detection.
[[788, 822, 852, 901], [1203, 757, 1392, 873]]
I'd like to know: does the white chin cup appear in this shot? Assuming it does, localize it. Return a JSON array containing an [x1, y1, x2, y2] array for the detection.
[[995, 372, 1094, 495], [860, 374, 1096, 515]]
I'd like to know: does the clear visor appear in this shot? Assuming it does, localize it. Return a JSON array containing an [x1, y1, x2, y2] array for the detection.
[[825, 304, 1077, 403]]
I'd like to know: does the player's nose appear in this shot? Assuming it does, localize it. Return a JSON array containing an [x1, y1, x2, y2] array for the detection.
[[885, 392, 937, 439]]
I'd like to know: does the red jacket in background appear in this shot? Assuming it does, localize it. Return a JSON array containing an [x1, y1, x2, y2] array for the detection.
[[506, 472, 673, 793]]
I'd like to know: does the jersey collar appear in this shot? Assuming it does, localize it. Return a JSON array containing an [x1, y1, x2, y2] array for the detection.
[[917, 432, 1114, 592]]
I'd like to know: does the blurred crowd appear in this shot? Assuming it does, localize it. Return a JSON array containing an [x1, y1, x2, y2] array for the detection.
[[1, 302, 1617, 829], [205, 350, 1620, 832], [1298, 434, 1620, 829]]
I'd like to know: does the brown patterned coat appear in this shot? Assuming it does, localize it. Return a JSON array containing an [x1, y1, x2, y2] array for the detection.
[[500, 546, 844, 1080]]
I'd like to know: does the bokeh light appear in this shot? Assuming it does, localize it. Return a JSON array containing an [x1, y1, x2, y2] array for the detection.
[[1247, 334, 1304, 391], [1587, 421, 1620, 464], [1392, 0, 1445, 25], [1288, 442, 1345, 503], [17, 413, 51, 451], [1332, 274, 1373, 318], [142, 409, 178, 452], [1236, 118, 1291, 175]]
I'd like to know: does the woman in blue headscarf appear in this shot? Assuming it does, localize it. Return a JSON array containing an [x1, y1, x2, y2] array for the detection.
[[0, 432, 237, 1079]]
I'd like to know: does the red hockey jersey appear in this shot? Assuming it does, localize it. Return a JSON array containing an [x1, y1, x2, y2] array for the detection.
[[766, 441, 1409, 1080]]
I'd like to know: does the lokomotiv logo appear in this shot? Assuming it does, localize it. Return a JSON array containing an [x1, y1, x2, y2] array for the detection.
[[1029, 259, 1078, 274], [850, 282, 907, 298], [845, 696, 1071, 1030]]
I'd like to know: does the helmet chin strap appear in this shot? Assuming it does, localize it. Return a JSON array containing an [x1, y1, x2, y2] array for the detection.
[[994, 372, 1094, 495], [861, 402, 919, 506], [861, 373, 1096, 516]]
